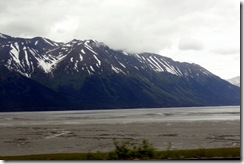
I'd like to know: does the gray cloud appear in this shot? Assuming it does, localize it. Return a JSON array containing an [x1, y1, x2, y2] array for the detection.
[[178, 37, 204, 51], [212, 47, 240, 55], [0, 0, 239, 54]]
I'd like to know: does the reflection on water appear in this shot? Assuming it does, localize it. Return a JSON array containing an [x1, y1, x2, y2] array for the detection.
[[0, 106, 240, 126]]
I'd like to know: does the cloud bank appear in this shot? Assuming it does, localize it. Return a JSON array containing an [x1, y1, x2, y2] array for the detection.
[[0, 0, 240, 79]]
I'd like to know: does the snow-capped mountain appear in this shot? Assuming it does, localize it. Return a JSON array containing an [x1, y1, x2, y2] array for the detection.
[[0, 33, 240, 111], [227, 76, 240, 87], [0, 34, 212, 79], [0, 34, 62, 76]]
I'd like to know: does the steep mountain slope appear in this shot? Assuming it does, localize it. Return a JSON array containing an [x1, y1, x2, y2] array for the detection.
[[0, 66, 71, 111], [0, 33, 240, 111]]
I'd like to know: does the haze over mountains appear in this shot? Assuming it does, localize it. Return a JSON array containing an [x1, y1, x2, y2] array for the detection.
[[0, 33, 240, 111], [227, 76, 240, 87]]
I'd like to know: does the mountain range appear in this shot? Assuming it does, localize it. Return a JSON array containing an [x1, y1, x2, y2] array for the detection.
[[0, 33, 240, 111]]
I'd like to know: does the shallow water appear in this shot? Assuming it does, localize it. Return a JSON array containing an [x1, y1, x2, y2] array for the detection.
[[0, 106, 240, 126]]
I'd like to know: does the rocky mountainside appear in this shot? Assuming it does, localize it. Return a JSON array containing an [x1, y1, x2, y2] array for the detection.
[[0, 33, 240, 111]]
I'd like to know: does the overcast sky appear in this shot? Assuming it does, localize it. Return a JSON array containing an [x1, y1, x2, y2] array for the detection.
[[0, 0, 240, 79]]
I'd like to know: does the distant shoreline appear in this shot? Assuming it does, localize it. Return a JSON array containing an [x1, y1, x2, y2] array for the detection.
[[0, 105, 240, 113]]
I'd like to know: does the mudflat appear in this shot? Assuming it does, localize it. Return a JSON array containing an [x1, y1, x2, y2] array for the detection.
[[0, 120, 240, 156]]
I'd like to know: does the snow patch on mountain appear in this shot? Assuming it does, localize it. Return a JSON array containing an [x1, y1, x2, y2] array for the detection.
[[81, 49, 85, 54], [43, 38, 54, 46], [10, 43, 20, 65], [0, 33, 8, 39], [111, 65, 126, 74], [74, 60, 79, 72], [93, 55, 101, 66], [38, 60, 53, 73], [79, 54, 83, 61], [122, 51, 129, 56], [85, 45, 98, 55], [37, 54, 67, 74]]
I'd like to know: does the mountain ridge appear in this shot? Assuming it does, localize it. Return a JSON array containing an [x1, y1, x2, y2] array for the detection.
[[0, 33, 214, 78]]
